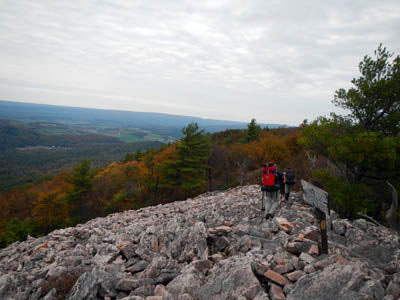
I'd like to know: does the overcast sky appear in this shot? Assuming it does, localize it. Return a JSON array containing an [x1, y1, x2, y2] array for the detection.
[[0, 0, 399, 126]]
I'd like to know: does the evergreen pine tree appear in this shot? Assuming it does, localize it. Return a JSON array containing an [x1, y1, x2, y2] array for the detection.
[[161, 123, 210, 198], [245, 119, 261, 143], [64, 159, 94, 224]]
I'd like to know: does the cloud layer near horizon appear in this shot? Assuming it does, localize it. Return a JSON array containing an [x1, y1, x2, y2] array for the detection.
[[0, 0, 399, 125]]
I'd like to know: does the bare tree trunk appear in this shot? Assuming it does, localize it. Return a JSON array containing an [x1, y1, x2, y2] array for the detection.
[[236, 161, 249, 186], [385, 181, 398, 230], [305, 150, 317, 170]]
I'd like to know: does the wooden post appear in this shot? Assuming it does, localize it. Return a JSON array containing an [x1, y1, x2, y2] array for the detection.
[[315, 208, 328, 254]]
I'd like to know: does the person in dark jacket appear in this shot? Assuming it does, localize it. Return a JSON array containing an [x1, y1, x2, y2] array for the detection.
[[283, 168, 296, 200], [276, 171, 285, 200]]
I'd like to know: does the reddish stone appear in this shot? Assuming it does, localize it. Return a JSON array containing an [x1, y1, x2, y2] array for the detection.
[[273, 254, 288, 265], [286, 270, 305, 282], [335, 254, 348, 265], [270, 283, 286, 300], [223, 220, 233, 227], [275, 217, 294, 233], [208, 225, 231, 235], [154, 284, 166, 297], [34, 243, 49, 251], [264, 270, 289, 286], [245, 239, 252, 250], [308, 244, 319, 256], [296, 234, 305, 241], [273, 263, 294, 275], [304, 230, 320, 242]]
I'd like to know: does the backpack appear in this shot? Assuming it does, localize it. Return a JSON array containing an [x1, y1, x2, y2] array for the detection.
[[285, 168, 296, 185], [262, 164, 279, 190]]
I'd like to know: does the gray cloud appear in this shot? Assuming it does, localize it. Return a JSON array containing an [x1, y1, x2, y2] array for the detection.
[[0, 0, 399, 125]]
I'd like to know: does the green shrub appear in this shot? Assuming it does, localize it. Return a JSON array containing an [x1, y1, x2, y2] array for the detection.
[[312, 169, 374, 219]]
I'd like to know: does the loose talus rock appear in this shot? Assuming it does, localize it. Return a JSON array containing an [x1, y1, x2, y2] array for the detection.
[[0, 185, 399, 300]]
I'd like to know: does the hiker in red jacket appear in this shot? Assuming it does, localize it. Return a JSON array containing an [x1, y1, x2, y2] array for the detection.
[[261, 162, 280, 219]]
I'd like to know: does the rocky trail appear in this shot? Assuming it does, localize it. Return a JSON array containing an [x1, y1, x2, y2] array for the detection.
[[1, 185, 400, 300]]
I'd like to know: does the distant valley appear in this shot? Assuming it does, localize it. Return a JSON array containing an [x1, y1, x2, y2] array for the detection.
[[0, 100, 285, 143], [0, 100, 286, 192]]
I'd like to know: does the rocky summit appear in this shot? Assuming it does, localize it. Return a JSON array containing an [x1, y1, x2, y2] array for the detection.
[[1, 185, 400, 300]]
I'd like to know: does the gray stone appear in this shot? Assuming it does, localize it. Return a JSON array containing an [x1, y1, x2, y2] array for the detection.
[[214, 236, 230, 252], [155, 271, 179, 285], [0, 275, 13, 300], [287, 263, 384, 300], [67, 268, 119, 300], [166, 267, 204, 296], [192, 259, 213, 274], [353, 219, 368, 231], [141, 256, 167, 278], [43, 288, 57, 300], [116, 278, 154, 292], [120, 242, 136, 260], [304, 264, 316, 274], [126, 260, 149, 273], [333, 219, 348, 236], [386, 273, 400, 299], [130, 284, 154, 297], [299, 252, 315, 264], [193, 256, 263, 300]]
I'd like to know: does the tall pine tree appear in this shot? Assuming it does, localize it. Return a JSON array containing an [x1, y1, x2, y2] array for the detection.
[[64, 159, 94, 224], [245, 119, 261, 143], [161, 123, 210, 198]]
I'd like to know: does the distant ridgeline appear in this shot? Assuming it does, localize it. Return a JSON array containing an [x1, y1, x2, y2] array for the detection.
[[0, 100, 286, 139]]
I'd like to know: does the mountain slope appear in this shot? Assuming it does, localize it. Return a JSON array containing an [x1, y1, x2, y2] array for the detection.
[[0, 185, 398, 299], [0, 100, 286, 134]]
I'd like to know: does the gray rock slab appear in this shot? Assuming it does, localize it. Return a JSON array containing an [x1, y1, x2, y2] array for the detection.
[[287, 263, 384, 300]]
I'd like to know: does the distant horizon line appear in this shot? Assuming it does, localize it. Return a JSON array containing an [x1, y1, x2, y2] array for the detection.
[[0, 99, 288, 127]]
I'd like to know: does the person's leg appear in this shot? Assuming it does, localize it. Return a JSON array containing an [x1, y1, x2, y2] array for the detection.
[[261, 190, 265, 211], [264, 191, 272, 218], [285, 184, 291, 200], [269, 191, 279, 217], [280, 185, 284, 200]]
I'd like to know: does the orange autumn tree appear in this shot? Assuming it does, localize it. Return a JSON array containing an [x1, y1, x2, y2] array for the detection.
[[33, 191, 69, 233]]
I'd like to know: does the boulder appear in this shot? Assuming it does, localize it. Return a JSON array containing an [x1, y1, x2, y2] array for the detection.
[[193, 256, 264, 300], [287, 263, 385, 300], [67, 268, 120, 300]]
